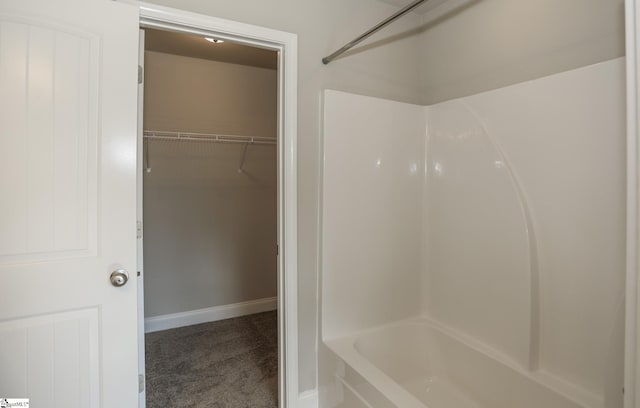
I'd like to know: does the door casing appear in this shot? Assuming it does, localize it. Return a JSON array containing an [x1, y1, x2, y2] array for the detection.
[[133, 2, 299, 407], [626, 1, 640, 407]]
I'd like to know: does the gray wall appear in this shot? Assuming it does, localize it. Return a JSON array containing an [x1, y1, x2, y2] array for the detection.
[[143, 51, 278, 317], [418, 0, 625, 104], [144, 0, 625, 394], [143, 0, 425, 394]]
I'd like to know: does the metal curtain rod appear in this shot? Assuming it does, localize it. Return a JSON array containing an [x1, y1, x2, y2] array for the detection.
[[322, 0, 428, 64]]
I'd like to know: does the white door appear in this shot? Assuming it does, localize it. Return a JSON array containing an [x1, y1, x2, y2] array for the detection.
[[0, 0, 140, 407]]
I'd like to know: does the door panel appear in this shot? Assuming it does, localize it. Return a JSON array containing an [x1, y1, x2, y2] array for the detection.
[[0, 18, 97, 264], [0, 309, 99, 407], [0, 0, 139, 407]]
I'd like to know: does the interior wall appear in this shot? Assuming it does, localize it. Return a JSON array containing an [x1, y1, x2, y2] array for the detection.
[[143, 51, 278, 318], [418, 0, 625, 104], [322, 90, 424, 340], [423, 58, 626, 404], [143, 0, 426, 393], [144, 51, 277, 136], [142, 0, 626, 395], [424, 96, 533, 369], [320, 57, 625, 407]]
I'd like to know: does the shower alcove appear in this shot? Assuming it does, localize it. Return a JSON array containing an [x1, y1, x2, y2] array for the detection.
[[319, 57, 626, 408]]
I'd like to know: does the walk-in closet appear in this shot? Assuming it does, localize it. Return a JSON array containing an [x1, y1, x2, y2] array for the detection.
[[140, 28, 279, 408]]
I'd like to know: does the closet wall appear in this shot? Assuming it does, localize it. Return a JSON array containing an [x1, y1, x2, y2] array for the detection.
[[143, 50, 278, 320]]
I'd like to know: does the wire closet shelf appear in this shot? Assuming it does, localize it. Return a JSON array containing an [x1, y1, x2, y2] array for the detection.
[[143, 130, 276, 174], [143, 130, 277, 145]]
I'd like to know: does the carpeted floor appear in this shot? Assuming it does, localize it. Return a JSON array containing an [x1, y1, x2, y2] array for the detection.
[[145, 311, 278, 408]]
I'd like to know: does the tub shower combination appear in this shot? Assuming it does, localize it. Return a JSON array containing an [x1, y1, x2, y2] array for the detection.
[[320, 59, 625, 408]]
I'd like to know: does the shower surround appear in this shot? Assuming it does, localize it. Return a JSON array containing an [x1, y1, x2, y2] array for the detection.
[[319, 58, 626, 408]]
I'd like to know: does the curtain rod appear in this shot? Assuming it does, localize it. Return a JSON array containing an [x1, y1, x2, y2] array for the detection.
[[322, 0, 428, 65]]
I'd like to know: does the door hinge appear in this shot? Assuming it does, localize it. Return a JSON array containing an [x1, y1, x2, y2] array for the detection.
[[137, 221, 142, 239], [139, 374, 145, 393], [276, 244, 279, 256], [138, 65, 143, 84]]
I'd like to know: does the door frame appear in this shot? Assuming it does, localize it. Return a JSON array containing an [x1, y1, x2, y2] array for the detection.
[[626, 1, 640, 407], [134, 3, 299, 407]]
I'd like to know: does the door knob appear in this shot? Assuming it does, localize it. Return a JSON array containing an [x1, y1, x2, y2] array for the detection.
[[110, 269, 129, 287]]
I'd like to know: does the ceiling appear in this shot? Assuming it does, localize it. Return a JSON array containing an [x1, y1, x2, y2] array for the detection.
[[376, 0, 452, 15], [144, 28, 278, 70]]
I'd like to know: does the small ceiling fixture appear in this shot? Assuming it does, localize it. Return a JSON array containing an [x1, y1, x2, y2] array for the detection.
[[205, 37, 224, 44]]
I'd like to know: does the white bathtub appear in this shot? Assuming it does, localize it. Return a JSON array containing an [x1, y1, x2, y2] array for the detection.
[[324, 318, 596, 408]]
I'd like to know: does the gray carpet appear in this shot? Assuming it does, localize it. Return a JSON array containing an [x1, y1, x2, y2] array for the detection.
[[145, 311, 278, 408]]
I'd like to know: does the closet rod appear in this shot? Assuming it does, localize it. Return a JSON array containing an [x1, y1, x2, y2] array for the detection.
[[322, 0, 428, 64], [144, 131, 277, 145]]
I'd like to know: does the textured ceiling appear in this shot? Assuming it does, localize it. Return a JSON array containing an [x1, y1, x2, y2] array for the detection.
[[144, 28, 278, 70]]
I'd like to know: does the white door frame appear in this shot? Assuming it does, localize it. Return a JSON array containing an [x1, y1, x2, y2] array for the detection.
[[136, 27, 147, 408], [626, 1, 640, 407], [134, 3, 299, 407]]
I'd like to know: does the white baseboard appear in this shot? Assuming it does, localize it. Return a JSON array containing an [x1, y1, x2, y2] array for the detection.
[[298, 390, 318, 408], [144, 297, 277, 333]]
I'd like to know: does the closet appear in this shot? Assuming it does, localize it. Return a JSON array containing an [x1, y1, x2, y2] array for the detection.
[[140, 27, 279, 406]]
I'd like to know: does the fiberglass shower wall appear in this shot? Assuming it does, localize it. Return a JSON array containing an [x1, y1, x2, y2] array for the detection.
[[142, 47, 278, 327], [322, 58, 625, 407], [423, 59, 625, 406]]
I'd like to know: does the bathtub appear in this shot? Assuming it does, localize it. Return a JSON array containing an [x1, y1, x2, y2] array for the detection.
[[324, 318, 597, 408]]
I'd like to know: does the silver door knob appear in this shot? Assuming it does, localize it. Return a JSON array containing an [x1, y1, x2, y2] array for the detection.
[[110, 269, 129, 287]]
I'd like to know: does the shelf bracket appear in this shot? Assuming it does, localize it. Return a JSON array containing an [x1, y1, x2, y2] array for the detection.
[[238, 142, 249, 173]]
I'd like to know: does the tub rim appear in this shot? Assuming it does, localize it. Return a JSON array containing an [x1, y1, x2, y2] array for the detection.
[[324, 316, 602, 408]]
